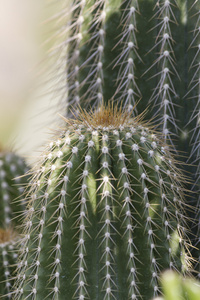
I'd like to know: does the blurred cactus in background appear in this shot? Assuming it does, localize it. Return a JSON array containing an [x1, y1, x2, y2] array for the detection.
[[0, 150, 29, 299], [0, 229, 19, 299], [153, 270, 200, 300]]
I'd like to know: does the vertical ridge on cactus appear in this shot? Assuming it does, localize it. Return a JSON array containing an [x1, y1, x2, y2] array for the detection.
[[13, 106, 191, 300], [143, 0, 179, 144], [65, 0, 142, 114], [113, 1, 141, 114]]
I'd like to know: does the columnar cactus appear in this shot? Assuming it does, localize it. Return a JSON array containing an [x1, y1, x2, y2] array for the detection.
[[0, 229, 19, 299], [56, 0, 192, 141], [45, 0, 200, 276], [0, 151, 29, 228], [13, 106, 191, 300]]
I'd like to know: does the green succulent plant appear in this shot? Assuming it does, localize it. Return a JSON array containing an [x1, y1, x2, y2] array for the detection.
[[45, 0, 200, 276], [12, 106, 192, 300]]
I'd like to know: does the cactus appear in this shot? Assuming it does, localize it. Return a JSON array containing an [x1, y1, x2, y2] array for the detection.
[[0, 150, 29, 299], [0, 151, 29, 228], [48, 0, 193, 141], [0, 229, 19, 299], [44, 0, 200, 276], [154, 270, 200, 300], [12, 106, 192, 300]]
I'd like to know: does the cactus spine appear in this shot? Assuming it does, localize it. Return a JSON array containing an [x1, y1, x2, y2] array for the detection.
[[13, 106, 191, 300]]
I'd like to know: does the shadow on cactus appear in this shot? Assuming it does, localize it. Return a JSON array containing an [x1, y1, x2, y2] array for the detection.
[[12, 105, 193, 300]]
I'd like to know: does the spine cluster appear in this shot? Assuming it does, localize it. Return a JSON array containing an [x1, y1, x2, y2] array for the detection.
[[66, 0, 142, 113]]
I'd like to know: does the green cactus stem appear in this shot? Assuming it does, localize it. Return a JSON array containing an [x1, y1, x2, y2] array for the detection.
[[0, 228, 19, 299], [45, 0, 189, 143], [13, 106, 191, 300], [44, 0, 200, 277], [66, 0, 141, 114], [0, 151, 29, 229]]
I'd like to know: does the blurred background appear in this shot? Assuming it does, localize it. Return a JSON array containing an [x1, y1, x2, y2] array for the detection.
[[0, 0, 68, 164]]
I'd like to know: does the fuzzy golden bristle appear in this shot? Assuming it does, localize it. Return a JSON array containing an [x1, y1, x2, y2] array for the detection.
[[63, 103, 149, 130], [0, 228, 16, 244]]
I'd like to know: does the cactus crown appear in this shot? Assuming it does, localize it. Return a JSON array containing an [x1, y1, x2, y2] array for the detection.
[[13, 106, 191, 300], [68, 103, 146, 128]]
